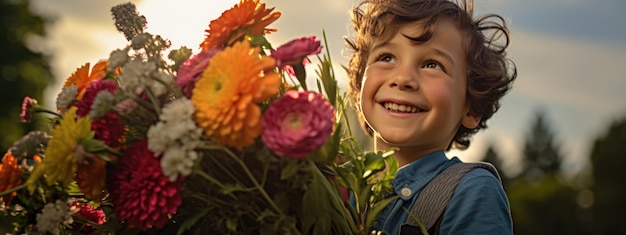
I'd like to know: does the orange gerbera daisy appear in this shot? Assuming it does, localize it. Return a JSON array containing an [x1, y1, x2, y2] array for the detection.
[[0, 151, 21, 204], [63, 60, 108, 100], [199, 0, 281, 51], [192, 40, 280, 149]]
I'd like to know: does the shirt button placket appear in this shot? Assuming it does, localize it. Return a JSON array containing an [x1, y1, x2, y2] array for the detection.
[[401, 187, 412, 197]]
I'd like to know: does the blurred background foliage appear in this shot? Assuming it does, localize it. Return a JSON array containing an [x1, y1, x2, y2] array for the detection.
[[1, 0, 625, 234], [0, 0, 54, 154]]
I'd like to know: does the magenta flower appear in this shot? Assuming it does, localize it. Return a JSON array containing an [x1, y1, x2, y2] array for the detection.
[[110, 140, 182, 231], [70, 200, 106, 233], [271, 36, 322, 69], [76, 79, 124, 147], [175, 48, 221, 97], [20, 97, 38, 123], [262, 90, 334, 159]]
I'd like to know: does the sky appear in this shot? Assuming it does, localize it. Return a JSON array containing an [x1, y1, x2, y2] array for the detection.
[[30, 0, 626, 178]]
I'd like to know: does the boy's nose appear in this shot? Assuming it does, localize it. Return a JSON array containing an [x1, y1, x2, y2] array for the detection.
[[389, 69, 419, 91]]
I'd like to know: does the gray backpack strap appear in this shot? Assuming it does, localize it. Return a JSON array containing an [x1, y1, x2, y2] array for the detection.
[[400, 162, 501, 234]]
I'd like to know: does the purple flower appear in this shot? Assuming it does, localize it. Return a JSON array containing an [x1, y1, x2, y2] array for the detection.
[[20, 97, 38, 123], [271, 36, 322, 69], [262, 90, 334, 159]]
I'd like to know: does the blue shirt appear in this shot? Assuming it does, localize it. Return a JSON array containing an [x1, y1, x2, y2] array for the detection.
[[371, 151, 513, 235]]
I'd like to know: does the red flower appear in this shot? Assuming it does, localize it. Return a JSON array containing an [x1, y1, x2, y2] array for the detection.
[[175, 48, 221, 98], [71, 200, 106, 233], [271, 36, 322, 68], [262, 90, 334, 159], [76, 79, 124, 147], [20, 97, 38, 123], [110, 140, 182, 231], [76, 79, 117, 117]]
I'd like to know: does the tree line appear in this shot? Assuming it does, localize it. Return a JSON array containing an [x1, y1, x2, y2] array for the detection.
[[483, 109, 626, 235]]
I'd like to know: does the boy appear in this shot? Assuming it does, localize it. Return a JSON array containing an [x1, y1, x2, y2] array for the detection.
[[345, 0, 517, 234]]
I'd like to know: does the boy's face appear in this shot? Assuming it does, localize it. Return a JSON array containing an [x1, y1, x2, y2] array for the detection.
[[360, 19, 480, 155]]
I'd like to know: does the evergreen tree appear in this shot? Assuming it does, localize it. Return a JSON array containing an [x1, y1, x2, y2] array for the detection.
[[0, 0, 54, 153], [506, 109, 587, 234], [590, 117, 626, 234], [481, 143, 509, 188], [521, 109, 562, 180]]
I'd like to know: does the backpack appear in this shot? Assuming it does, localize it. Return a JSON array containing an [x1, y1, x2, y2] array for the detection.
[[398, 162, 503, 235]]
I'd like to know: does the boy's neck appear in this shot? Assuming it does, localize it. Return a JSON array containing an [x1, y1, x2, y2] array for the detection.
[[374, 137, 443, 167]]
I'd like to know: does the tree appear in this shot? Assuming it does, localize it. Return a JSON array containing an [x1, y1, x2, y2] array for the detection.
[[506, 109, 587, 234], [590, 117, 626, 234], [0, 0, 54, 153], [481, 143, 510, 188], [521, 109, 562, 180]]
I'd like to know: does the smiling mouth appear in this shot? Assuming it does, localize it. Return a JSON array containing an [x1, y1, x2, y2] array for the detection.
[[382, 102, 421, 113]]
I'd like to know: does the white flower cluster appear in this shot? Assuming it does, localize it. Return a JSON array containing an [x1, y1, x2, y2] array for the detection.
[[55, 85, 78, 113], [35, 199, 76, 235], [118, 58, 173, 97], [89, 91, 116, 120], [147, 97, 202, 181]]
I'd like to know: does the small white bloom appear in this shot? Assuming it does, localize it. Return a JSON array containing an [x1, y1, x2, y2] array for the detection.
[[56, 85, 78, 113], [131, 33, 151, 50], [119, 59, 156, 95], [35, 200, 74, 235], [161, 146, 197, 181], [147, 122, 168, 155], [160, 98, 195, 122], [108, 48, 129, 71], [89, 91, 115, 120], [147, 97, 203, 180], [148, 70, 174, 97]]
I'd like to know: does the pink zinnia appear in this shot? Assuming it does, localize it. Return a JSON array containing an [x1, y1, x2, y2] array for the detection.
[[70, 201, 106, 233], [110, 140, 182, 231], [20, 97, 38, 123], [262, 90, 334, 159], [175, 48, 221, 98], [271, 36, 322, 69], [76, 79, 124, 147]]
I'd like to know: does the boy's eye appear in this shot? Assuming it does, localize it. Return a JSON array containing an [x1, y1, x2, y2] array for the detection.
[[375, 53, 395, 63], [423, 61, 445, 71]]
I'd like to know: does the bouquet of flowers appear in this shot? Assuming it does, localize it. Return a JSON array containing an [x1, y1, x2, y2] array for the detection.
[[0, 0, 399, 234]]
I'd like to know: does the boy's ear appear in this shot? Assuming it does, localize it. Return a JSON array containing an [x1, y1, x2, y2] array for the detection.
[[461, 109, 482, 129]]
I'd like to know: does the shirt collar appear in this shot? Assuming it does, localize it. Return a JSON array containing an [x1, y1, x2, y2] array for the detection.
[[392, 150, 452, 201]]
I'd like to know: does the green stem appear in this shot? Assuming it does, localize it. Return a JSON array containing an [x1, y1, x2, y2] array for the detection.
[[151, 73, 184, 98], [198, 144, 286, 218], [33, 106, 62, 118], [144, 88, 161, 114], [0, 184, 26, 197], [196, 170, 227, 189], [225, 148, 285, 218]]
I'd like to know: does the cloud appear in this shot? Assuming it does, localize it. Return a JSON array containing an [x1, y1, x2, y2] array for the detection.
[[481, 0, 626, 43], [509, 28, 626, 122]]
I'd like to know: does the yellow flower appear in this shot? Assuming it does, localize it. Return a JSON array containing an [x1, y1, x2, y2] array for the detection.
[[192, 40, 280, 149], [27, 107, 94, 192], [199, 0, 281, 50]]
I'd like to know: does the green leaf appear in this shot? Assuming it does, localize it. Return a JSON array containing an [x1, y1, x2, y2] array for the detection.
[[281, 160, 300, 180], [302, 162, 353, 235], [365, 195, 399, 230], [363, 152, 386, 179], [176, 208, 210, 235], [293, 63, 308, 90]]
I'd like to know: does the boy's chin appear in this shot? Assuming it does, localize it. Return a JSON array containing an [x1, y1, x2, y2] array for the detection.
[[375, 133, 417, 149]]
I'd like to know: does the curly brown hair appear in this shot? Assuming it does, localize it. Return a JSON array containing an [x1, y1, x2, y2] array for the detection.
[[345, 0, 517, 150]]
